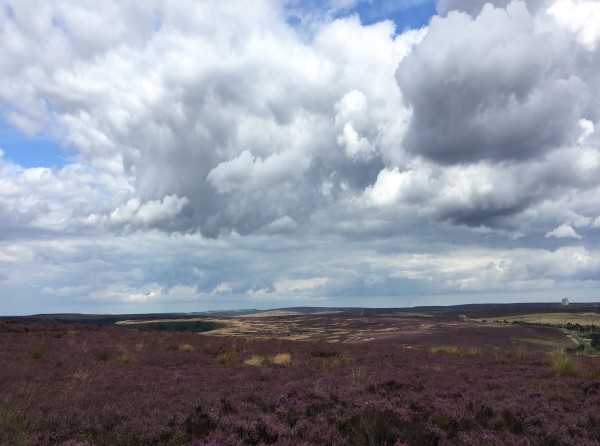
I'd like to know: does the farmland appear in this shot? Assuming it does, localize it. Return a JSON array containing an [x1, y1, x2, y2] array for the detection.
[[470, 312, 600, 326], [1, 304, 600, 445]]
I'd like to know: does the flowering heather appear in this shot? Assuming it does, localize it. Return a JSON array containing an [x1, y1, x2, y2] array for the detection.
[[0, 320, 599, 445]]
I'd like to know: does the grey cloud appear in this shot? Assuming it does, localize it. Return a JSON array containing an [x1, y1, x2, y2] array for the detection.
[[396, 2, 589, 165], [35, 10, 404, 237], [437, 0, 550, 17], [437, 0, 510, 16]]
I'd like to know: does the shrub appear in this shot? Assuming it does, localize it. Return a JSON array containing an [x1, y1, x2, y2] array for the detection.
[[341, 407, 401, 446], [96, 350, 110, 361], [546, 351, 578, 377], [184, 406, 216, 439], [27, 346, 44, 360], [591, 332, 600, 350]]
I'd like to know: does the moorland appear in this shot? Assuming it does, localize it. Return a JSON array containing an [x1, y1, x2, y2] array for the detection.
[[1, 302, 600, 445]]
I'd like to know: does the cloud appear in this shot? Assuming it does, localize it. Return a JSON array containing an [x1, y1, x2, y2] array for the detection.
[[436, 0, 550, 17], [2, 2, 422, 238], [397, 1, 589, 165], [545, 223, 583, 239], [548, 0, 600, 51], [1, 0, 600, 313]]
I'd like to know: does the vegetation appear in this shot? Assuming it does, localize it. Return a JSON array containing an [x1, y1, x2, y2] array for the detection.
[[5, 315, 227, 333], [27, 346, 44, 360], [591, 332, 600, 350], [245, 353, 292, 367], [473, 312, 600, 352], [2, 319, 600, 445], [120, 320, 226, 333], [429, 345, 481, 356], [179, 343, 195, 352], [0, 404, 29, 445], [545, 351, 578, 377]]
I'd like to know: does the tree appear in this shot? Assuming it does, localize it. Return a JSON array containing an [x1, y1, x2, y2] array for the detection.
[[591, 332, 600, 350]]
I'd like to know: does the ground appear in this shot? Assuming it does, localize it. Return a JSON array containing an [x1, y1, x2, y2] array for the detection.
[[1, 304, 600, 445]]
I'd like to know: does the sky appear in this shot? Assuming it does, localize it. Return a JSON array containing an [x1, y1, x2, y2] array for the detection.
[[1, 0, 600, 315]]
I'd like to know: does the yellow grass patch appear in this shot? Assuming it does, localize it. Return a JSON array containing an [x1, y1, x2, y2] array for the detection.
[[545, 351, 578, 377], [243, 353, 292, 367], [429, 345, 481, 356], [178, 343, 195, 352], [218, 346, 239, 365], [512, 345, 529, 362], [244, 355, 267, 366], [116, 344, 132, 363], [271, 353, 292, 366]]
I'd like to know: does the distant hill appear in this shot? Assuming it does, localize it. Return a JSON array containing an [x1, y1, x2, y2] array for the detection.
[[3, 302, 599, 323]]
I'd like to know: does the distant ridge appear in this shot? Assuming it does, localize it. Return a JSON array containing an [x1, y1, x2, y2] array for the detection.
[[3, 301, 599, 321]]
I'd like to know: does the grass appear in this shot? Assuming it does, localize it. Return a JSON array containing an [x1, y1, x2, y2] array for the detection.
[[476, 313, 600, 326], [312, 351, 352, 370], [116, 345, 132, 364], [244, 355, 267, 367], [0, 404, 29, 445], [271, 353, 291, 366], [512, 345, 529, 362], [243, 353, 292, 367], [545, 351, 578, 377], [218, 346, 239, 365], [178, 343, 195, 352], [429, 345, 481, 356], [349, 367, 374, 391], [27, 346, 44, 360], [585, 360, 600, 380]]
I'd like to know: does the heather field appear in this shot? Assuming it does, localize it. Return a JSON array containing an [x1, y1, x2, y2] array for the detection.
[[1, 314, 600, 446]]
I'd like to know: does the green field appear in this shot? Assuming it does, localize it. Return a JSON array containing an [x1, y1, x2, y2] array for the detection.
[[475, 313, 600, 326]]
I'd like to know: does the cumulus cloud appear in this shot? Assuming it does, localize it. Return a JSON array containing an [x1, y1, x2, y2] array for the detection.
[[1, 0, 600, 313], [397, 1, 589, 164]]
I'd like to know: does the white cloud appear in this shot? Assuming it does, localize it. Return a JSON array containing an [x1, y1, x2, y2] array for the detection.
[[365, 167, 404, 206], [548, 0, 600, 50], [263, 215, 299, 234], [545, 223, 583, 239], [274, 277, 329, 294]]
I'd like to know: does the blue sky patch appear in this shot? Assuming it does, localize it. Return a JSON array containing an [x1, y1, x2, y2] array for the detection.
[[352, 0, 436, 31], [0, 120, 70, 168], [286, 0, 436, 33]]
